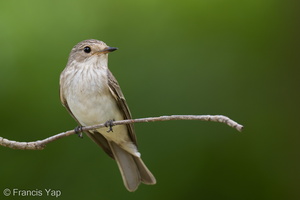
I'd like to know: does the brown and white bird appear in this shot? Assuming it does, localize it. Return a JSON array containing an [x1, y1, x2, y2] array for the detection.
[[59, 39, 156, 191]]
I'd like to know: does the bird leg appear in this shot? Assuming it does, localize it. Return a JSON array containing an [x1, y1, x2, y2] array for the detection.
[[104, 119, 115, 133], [74, 126, 84, 138]]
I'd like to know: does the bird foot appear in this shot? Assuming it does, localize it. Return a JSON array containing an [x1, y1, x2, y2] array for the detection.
[[74, 126, 84, 138], [105, 119, 115, 133]]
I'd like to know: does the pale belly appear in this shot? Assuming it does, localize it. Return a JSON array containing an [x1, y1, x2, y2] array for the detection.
[[65, 84, 138, 155], [61, 64, 139, 156], [68, 91, 123, 126]]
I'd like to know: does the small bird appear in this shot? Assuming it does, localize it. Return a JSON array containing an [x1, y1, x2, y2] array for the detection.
[[59, 39, 156, 191]]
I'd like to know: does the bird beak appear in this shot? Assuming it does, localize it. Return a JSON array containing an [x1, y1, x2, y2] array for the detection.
[[97, 47, 118, 54]]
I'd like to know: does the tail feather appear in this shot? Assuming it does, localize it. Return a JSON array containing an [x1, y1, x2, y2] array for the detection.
[[109, 142, 140, 191], [133, 157, 156, 185], [109, 142, 156, 192]]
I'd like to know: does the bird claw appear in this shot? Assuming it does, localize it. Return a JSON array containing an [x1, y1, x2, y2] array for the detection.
[[74, 126, 84, 138], [105, 119, 115, 133]]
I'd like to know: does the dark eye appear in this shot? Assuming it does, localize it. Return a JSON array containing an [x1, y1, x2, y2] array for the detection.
[[83, 46, 91, 53]]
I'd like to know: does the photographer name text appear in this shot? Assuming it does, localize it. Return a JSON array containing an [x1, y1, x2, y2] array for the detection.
[[3, 188, 61, 198]]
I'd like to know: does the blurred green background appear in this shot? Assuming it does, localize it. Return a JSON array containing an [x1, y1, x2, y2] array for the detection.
[[0, 0, 299, 199]]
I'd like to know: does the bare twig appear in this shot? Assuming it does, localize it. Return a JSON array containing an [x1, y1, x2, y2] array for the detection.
[[0, 115, 243, 150]]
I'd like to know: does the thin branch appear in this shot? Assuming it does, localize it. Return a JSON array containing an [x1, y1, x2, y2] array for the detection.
[[0, 115, 243, 150]]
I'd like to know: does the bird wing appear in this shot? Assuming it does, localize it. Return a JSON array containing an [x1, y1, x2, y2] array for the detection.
[[107, 69, 137, 146]]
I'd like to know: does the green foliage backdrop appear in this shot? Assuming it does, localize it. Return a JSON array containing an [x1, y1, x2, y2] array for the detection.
[[0, 0, 299, 199]]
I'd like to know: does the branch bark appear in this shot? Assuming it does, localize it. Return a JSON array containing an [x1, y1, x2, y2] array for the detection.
[[0, 115, 243, 150]]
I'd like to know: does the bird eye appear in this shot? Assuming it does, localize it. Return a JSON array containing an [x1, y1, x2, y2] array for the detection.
[[83, 46, 91, 53]]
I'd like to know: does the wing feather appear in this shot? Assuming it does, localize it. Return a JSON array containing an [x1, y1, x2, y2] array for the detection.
[[107, 69, 137, 146]]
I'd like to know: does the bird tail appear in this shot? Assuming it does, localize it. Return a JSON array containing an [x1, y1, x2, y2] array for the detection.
[[109, 142, 156, 192]]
